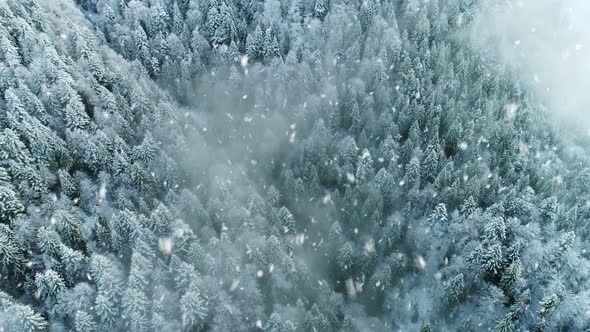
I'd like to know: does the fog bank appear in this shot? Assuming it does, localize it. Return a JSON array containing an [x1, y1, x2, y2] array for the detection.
[[472, 0, 590, 129]]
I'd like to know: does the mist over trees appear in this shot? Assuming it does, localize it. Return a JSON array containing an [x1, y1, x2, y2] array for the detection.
[[1, 0, 590, 331]]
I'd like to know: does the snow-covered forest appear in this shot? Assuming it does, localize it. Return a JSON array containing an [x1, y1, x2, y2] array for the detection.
[[1, 0, 590, 330]]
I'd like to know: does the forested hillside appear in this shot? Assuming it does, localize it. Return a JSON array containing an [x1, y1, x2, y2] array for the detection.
[[1, 0, 590, 331]]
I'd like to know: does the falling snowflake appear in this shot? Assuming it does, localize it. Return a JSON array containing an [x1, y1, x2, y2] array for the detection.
[[346, 172, 356, 183], [415, 256, 427, 270], [240, 55, 248, 68], [289, 131, 296, 143], [345, 278, 357, 297], [295, 233, 305, 245], [230, 279, 240, 292], [99, 183, 107, 202], [158, 238, 173, 255]]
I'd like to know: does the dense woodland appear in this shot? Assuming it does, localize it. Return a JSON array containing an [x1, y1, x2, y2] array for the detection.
[[1, 0, 590, 331]]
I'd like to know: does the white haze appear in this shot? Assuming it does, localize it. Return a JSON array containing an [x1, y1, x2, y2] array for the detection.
[[471, 0, 590, 130]]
